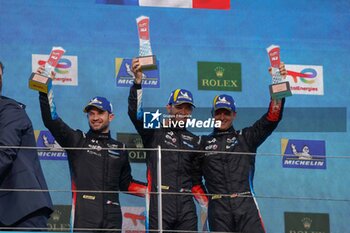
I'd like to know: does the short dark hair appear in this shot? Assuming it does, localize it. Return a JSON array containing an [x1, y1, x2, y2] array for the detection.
[[0, 61, 4, 73]]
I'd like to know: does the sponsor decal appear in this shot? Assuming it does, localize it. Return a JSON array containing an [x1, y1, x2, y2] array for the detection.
[[115, 58, 160, 88], [205, 144, 218, 151], [284, 212, 330, 233], [198, 61, 241, 91], [87, 138, 103, 157], [181, 134, 193, 141], [34, 130, 67, 160], [32, 54, 78, 86], [285, 64, 324, 95], [47, 205, 71, 231], [226, 136, 237, 149], [281, 139, 326, 169], [116, 133, 146, 163], [183, 140, 194, 148]]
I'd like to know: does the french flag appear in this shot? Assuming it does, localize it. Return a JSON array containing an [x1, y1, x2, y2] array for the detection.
[[97, 0, 230, 10]]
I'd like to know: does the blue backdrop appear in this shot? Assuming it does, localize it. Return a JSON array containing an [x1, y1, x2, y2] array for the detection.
[[1, 0, 349, 232]]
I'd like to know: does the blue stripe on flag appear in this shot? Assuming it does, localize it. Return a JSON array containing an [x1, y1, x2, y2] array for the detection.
[[96, 0, 139, 5]]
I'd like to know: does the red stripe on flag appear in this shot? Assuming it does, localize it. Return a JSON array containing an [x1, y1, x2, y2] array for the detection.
[[193, 0, 230, 9]]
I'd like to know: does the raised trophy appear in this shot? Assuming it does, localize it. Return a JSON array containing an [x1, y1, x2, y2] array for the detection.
[[136, 16, 157, 70], [266, 45, 292, 99], [29, 47, 65, 93]]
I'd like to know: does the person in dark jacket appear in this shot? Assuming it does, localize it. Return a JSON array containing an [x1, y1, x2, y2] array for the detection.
[[36, 67, 146, 232], [0, 61, 53, 230], [128, 58, 208, 232], [199, 63, 287, 233]]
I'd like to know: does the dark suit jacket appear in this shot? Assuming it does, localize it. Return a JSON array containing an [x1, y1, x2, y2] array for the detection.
[[0, 96, 53, 225]]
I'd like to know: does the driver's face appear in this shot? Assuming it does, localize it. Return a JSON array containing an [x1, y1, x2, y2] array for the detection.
[[167, 103, 193, 123], [87, 107, 114, 133], [214, 108, 236, 131]]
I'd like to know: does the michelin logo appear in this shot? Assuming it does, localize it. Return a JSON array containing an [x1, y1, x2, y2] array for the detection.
[[36, 130, 67, 160], [282, 139, 326, 169], [116, 58, 160, 88]]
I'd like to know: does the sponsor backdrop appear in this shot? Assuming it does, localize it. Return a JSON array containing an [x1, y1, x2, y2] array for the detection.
[[1, 1, 349, 232], [284, 212, 330, 233], [281, 138, 327, 169], [47, 205, 71, 232]]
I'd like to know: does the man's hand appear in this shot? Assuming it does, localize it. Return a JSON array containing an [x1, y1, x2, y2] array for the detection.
[[36, 65, 56, 80], [268, 61, 287, 79], [279, 62, 287, 78], [131, 58, 143, 85]]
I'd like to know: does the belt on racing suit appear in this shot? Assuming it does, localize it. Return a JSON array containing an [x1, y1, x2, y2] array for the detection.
[[160, 185, 192, 193], [211, 191, 251, 200]]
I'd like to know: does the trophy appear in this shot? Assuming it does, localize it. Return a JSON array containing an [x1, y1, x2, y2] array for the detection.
[[29, 47, 65, 93], [266, 45, 292, 99], [136, 16, 157, 70]]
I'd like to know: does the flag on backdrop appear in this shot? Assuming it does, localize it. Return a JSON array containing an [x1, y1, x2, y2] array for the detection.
[[96, 0, 230, 10]]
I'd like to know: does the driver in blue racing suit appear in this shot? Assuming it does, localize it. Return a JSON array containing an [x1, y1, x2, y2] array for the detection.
[[198, 63, 287, 233]]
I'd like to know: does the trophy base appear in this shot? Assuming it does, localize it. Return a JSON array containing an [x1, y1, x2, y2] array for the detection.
[[138, 55, 157, 70], [29, 72, 52, 94], [269, 81, 292, 100]]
